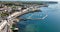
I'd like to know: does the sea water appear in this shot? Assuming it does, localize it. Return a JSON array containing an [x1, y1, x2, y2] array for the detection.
[[17, 3, 60, 32]]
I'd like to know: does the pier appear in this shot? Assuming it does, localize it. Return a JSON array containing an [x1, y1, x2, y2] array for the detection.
[[19, 14, 48, 20]]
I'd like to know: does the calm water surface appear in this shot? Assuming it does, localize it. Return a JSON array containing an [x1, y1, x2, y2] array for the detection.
[[17, 3, 60, 32]]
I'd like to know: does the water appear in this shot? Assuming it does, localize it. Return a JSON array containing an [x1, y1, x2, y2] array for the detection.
[[17, 3, 60, 32]]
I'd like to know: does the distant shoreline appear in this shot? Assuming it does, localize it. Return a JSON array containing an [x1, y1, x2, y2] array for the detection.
[[0, 1, 58, 4]]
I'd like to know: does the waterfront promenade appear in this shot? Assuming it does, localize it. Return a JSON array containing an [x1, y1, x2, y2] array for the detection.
[[0, 5, 47, 32]]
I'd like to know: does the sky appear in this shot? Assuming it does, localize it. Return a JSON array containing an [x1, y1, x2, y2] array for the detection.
[[0, 0, 59, 1]]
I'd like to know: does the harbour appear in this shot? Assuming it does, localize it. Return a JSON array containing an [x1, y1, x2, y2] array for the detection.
[[0, 1, 59, 32]]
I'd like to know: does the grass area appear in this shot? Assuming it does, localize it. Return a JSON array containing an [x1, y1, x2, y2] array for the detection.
[[0, 13, 8, 16]]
